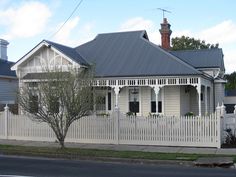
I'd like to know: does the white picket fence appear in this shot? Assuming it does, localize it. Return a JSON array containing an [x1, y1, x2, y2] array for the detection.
[[0, 106, 224, 148]]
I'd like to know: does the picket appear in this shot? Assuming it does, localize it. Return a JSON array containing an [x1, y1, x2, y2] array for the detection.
[[0, 107, 225, 148]]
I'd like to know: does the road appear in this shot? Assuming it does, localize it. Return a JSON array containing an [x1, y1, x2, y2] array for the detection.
[[0, 155, 235, 177]]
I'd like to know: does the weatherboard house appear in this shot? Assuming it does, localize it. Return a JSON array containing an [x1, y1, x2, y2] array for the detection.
[[0, 39, 18, 108], [11, 18, 225, 116]]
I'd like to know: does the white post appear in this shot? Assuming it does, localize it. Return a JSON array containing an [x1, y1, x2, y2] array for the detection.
[[114, 107, 120, 144], [216, 104, 222, 148], [205, 86, 208, 115], [221, 104, 226, 130], [114, 86, 120, 109], [154, 86, 160, 114], [4, 104, 9, 139], [197, 84, 202, 116], [234, 105, 236, 114]]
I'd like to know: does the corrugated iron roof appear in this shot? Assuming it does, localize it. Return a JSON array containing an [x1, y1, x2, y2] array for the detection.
[[170, 49, 225, 71], [75, 30, 202, 77], [13, 30, 225, 79], [0, 59, 16, 78]]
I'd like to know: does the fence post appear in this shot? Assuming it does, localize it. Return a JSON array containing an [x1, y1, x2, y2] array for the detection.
[[4, 104, 9, 139], [114, 108, 120, 144], [234, 105, 236, 114], [216, 105, 222, 148]]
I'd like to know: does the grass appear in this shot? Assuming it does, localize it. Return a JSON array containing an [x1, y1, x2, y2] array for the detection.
[[0, 144, 236, 163]]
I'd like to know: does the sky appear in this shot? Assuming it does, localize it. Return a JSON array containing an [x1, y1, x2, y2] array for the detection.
[[0, 0, 236, 73]]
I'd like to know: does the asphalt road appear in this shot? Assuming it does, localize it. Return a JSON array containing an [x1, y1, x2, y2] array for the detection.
[[0, 155, 235, 177]]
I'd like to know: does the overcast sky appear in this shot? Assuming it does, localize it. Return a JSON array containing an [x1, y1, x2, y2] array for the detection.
[[0, 0, 236, 73]]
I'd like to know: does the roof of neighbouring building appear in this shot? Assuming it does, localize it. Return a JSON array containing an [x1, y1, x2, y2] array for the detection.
[[170, 49, 225, 71], [75, 30, 202, 77], [225, 89, 236, 96], [0, 59, 16, 78]]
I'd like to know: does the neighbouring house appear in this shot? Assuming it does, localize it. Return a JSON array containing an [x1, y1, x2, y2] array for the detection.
[[224, 89, 236, 113], [0, 39, 18, 113], [11, 18, 226, 116]]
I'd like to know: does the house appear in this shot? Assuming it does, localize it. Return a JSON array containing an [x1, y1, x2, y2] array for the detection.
[[11, 18, 226, 116], [0, 39, 18, 112], [224, 89, 236, 113]]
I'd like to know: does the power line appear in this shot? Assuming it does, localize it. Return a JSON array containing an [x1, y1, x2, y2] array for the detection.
[[48, 0, 84, 39]]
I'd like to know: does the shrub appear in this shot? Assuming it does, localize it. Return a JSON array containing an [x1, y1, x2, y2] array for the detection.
[[96, 113, 110, 117], [126, 111, 134, 116], [148, 112, 159, 118], [184, 112, 195, 117], [224, 128, 236, 145]]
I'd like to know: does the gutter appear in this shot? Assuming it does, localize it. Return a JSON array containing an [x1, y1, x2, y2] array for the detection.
[[0, 75, 18, 80]]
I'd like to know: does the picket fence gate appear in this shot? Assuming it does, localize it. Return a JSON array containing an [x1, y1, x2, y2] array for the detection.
[[0, 106, 225, 148]]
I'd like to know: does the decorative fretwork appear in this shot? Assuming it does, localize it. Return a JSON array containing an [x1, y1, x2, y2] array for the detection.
[[93, 77, 200, 87]]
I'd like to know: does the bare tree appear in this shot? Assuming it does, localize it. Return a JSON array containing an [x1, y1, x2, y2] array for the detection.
[[18, 68, 95, 148]]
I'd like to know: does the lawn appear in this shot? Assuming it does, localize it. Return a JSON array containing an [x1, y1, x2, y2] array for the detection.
[[0, 144, 236, 163]]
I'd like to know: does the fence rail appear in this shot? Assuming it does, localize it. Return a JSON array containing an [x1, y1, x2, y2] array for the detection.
[[0, 106, 224, 148]]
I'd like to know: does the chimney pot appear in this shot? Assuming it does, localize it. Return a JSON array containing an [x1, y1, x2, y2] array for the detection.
[[0, 39, 9, 61], [163, 18, 167, 23]]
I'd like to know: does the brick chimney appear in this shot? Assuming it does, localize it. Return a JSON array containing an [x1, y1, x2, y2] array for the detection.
[[159, 18, 172, 50], [0, 39, 9, 61]]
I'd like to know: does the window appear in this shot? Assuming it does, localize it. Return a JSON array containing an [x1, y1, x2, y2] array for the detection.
[[108, 92, 111, 111], [151, 101, 162, 113], [94, 88, 112, 112], [29, 95, 39, 113], [95, 88, 107, 111], [49, 96, 60, 114], [28, 82, 38, 88], [129, 88, 139, 113], [96, 95, 106, 111], [151, 89, 162, 113]]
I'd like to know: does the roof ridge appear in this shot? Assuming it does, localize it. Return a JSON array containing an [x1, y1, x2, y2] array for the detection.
[[140, 37, 203, 75], [43, 39, 73, 49], [97, 30, 146, 36]]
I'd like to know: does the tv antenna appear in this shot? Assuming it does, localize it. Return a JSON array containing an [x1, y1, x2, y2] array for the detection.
[[157, 8, 171, 19]]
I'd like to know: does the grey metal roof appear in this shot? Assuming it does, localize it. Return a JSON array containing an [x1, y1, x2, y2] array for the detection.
[[75, 30, 202, 77], [0, 59, 16, 78], [44, 40, 88, 66], [170, 49, 225, 71]]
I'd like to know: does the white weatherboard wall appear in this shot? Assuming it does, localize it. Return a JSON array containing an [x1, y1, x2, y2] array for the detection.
[[180, 86, 190, 116], [0, 79, 18, 103], [190, 86, 199, 115], [215, 83, 225, 106], [118, 87, 128, 114], [141, 86, 151, 116], [118, 86, 152, 116], [164, 86, 180, 116]]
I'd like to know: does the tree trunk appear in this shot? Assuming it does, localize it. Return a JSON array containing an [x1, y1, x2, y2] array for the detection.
[[58, 136, 65, 149]]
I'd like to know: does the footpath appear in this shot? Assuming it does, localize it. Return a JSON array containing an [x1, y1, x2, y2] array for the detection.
[[0, 139, 235, 167]]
